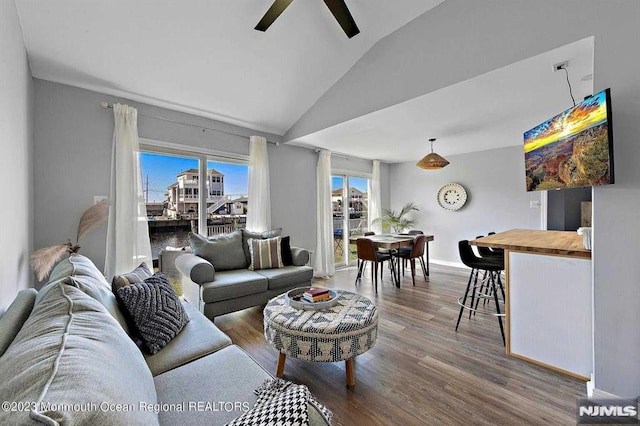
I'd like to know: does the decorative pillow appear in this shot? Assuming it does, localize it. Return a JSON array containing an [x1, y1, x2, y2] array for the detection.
[[189, 231, 246, 271], [226, 378, 333, 426], [116, 274, 189, 354], [242, 228, 283, 266], [281, 236, 293, 266], [111, 262, 153, 293], [248, 236, 284, 271], [226, 381, 308, 426]]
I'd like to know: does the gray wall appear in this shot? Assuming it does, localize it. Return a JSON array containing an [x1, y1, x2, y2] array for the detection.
[[269, 145, 391, 256], [0, 0, 34, 311], [33, 79, 281, 274], [547, 187, 592, 231], [285, 0, 640, 398], [33, 80, 390, 279], [390, 146, 541, 265]]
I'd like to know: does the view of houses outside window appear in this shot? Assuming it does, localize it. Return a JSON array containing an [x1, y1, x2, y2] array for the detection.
[[140, 151, 249, 262], [332, 175, 369, 267]]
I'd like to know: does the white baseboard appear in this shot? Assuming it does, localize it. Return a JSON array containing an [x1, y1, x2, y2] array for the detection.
[[430, 259, 467, 270], [591, 388, 620, 399]]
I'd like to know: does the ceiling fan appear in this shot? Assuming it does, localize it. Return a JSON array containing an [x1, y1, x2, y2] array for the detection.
[[255, 0, 360, 39]]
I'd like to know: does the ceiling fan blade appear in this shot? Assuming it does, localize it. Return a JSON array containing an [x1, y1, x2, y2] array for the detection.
[[323, 0, 360, 38], [255, 0, 295, 32]]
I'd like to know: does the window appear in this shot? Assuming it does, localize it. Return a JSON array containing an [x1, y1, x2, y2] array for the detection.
[[331, 174, 370, 267], [140, 144, 249, 263]]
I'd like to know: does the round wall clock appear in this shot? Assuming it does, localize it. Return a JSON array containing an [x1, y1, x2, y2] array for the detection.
[[437, 183, 468, 211]]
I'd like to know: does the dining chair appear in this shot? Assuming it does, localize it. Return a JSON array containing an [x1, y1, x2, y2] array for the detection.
[[355, 237, 395, 293], [394, 234, 427, 286], [353, 231, 376, 268], [397, 230, 425, 277]]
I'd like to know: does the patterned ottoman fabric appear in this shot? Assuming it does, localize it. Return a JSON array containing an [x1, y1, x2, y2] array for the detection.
[[264, 290, 378, 363]]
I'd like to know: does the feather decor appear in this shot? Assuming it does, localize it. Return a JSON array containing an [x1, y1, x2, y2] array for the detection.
[[77, 199, 110, 242], [31, 243, 72, 281], [31, 200, 110, 281]]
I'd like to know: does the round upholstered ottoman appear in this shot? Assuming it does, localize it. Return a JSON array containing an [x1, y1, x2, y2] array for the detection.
[[263, 290, 378, 387]]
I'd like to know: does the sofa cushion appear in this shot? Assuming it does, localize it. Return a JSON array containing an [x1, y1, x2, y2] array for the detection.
[[242, 228, 282, 266], [0, 281, 159, 425], [189, 231, 246, 271], [41, 254, 130, 333], [248, 236, 284, 271], [144, 301, 232, 376], [200, 270, 268, 303], [0, 288, 37, 357], [154, 345, 330, 426], [154, 345, 267, 425], [111, 262, 153, 292], [256, 265, 314, 291], [117, 274, 190, 355]]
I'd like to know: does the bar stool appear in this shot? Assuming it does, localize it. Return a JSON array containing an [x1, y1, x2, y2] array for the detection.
[[473, 235, 505, 310], [455, 240, 505, 345]]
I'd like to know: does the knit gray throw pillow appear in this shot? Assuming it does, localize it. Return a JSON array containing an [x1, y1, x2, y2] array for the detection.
[[116, 274, 189, 354]]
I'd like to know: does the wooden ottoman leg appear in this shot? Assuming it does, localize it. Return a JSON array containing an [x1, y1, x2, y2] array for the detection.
[[345, 358, 355, 388], [276, 353, 286, 377]]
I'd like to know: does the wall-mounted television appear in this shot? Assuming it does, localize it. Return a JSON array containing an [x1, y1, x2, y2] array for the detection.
[[524, 88, 614, 192]]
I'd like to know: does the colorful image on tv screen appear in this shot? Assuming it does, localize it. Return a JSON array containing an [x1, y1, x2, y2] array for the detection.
[[524, 90, 611, 191]]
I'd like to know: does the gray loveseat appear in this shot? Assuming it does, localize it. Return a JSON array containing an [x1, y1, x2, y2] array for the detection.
[[0, 254, 329, 425], [176, 229, 314, 321]]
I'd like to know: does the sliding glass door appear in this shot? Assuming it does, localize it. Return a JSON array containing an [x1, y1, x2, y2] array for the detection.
[[331, 174, 370, 268]]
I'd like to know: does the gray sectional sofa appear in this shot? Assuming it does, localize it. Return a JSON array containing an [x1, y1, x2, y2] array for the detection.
[[0, 254, 329, 425], [176, 229, 314, 320]]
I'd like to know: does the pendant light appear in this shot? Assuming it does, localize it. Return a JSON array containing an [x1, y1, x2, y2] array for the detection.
[[416, 138, 449, 170]]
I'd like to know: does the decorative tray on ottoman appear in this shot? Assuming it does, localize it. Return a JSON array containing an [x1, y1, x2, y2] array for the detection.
[[287, 287, 339, 311]]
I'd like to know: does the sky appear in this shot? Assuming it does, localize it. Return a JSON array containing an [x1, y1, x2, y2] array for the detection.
[[140, 152, 248, 202], [524, 90, 608, 153], [332, 176, 368, 192]]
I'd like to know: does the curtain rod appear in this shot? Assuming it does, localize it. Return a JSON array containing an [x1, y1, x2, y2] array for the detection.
[[100, 102, 279, 145]]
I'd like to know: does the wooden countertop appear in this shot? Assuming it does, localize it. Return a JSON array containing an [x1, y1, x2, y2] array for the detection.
[[471, 229, 591, 259]]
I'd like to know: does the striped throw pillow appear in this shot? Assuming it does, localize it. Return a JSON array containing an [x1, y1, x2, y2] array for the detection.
[[248, 237, 284, 270]]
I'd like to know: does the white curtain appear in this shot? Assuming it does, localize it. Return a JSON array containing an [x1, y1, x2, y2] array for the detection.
[[314, 150, 334, 277], [368, 160, 383, 234], [105, 104, 152, 279], [246, 135, 271, 232]]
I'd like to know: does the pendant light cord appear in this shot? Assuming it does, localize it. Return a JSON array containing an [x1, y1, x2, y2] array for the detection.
[[561, 67, 576, 107]]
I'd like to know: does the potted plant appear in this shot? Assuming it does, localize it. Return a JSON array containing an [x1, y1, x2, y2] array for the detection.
[[374, 202, 419, 233]]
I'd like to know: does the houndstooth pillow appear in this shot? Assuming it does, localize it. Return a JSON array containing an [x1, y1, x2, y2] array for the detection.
[[226, 378, 332, 426], [226, 383, 308, 426], [116, 274, 189, 354]]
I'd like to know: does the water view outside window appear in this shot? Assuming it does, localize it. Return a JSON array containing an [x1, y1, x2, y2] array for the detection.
[[140, 151, 248, 262]]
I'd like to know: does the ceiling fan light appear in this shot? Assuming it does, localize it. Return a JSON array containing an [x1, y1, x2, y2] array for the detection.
[[416, 153, 450, 170]]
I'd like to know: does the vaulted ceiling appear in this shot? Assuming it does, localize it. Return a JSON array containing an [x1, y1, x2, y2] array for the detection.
[[15, 0, 443, 135], [15, 0, 593, 162]]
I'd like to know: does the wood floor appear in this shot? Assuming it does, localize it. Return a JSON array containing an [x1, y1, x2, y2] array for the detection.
[[215, 264, 585, 426]]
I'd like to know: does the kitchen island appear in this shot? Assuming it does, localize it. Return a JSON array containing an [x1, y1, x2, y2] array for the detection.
[[472, 229, 592, 381]]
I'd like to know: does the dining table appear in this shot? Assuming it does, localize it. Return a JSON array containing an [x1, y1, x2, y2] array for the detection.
[[349, 234, 434, 287]]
